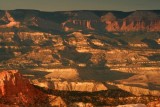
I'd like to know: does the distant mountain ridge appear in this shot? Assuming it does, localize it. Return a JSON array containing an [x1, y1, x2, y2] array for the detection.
[[0, 9, 160, 32]]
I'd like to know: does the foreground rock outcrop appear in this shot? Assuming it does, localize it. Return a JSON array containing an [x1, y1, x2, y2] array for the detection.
[[0, 70, 66, 107]]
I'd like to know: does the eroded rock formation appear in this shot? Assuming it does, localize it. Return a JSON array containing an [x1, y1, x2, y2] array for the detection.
[[34, 81, 107, 92], [0, 70, 66, 107], [0, 10, 159, 32], [147, 101, 160, 107]]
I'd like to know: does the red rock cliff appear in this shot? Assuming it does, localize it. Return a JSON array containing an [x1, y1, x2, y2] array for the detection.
[[102, 11, 160, 32], [0, 70, 47, 106]]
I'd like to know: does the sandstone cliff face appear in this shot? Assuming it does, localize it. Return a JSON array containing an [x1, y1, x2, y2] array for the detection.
[[104, 19, 160, 32], [62, 19, 102, 31], [34, 81, 107, 92], [117, 104, 146, 107], [53, 81, 107, 92], [69, 102, 94, 107], [147, 101, 160, 107], [0, 10, 160, 32], [0, 11, 20, 28], [48, 95, 66, 107], [0, 70, 66, 107], [103, 11, 160, 32], [0, 70, 47, 106], [62, 11, 103, 31]]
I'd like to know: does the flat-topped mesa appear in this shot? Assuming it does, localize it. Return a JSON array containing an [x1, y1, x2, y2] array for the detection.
[[0, 70, 48, 106]]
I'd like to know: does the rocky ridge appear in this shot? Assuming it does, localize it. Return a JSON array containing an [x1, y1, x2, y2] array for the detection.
[[0, 10, 160, 32], [0, 70, 66, 107]]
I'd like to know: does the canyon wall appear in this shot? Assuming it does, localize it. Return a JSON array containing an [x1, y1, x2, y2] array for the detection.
[[34, 81, 107, 92], [0, 10, 160, 32]]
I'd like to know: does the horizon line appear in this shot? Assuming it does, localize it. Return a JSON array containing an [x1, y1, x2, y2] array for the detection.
[[0, 9, 160, 13]]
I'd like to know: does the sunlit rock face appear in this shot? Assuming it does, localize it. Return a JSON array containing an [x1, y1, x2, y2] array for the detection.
[[117, 104, 146, 107], [1, 10, 159, 32], [62, 11, 104, 32], [0, 70, 47, 106], [63, 10, 160, 32], [48, 95, 66, 107], [53, 81, 107, 92], [147, 101, 160, 107], [34, 81, 107, 92], [0, 11, 20, 28], [0, 70, 66, 107], [69, 102, 94, 107], [102, 11, 160, 32], [44, 68, 79, 80]]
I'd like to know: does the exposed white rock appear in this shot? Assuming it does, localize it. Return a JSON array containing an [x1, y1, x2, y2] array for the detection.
[[53, 81, 107, 92], [0, 21, 20, 28], [129, 43, 148, 48], [91, 39, 104, 46], [44, 68, 79, 80], [117, 104, 146, 107], [34, 81, 107, 92], [69, 102, 94, 107], [156, 38, 160, 44]]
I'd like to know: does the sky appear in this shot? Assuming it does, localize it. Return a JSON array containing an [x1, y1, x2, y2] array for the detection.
[[0, 0, 160, 12]]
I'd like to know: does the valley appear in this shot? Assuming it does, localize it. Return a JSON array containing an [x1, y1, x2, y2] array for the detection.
[[0, 10, 160, 106]]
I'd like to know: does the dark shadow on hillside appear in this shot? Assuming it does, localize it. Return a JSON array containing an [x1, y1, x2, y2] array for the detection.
[[148, 54, 160, 61], [141, 38, 160, 49], [20, 69, 50, 79], [35, 85, 136, 106], [77, 67, 134, 82], [59, 46, 92, 66]]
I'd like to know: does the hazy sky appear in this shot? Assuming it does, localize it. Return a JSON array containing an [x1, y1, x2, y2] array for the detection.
[[0, 0, 160, 12]]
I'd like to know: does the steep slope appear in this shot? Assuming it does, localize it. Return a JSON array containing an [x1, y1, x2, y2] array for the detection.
[[0, 11, 20, 28], [0, 70, 66, 107]]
